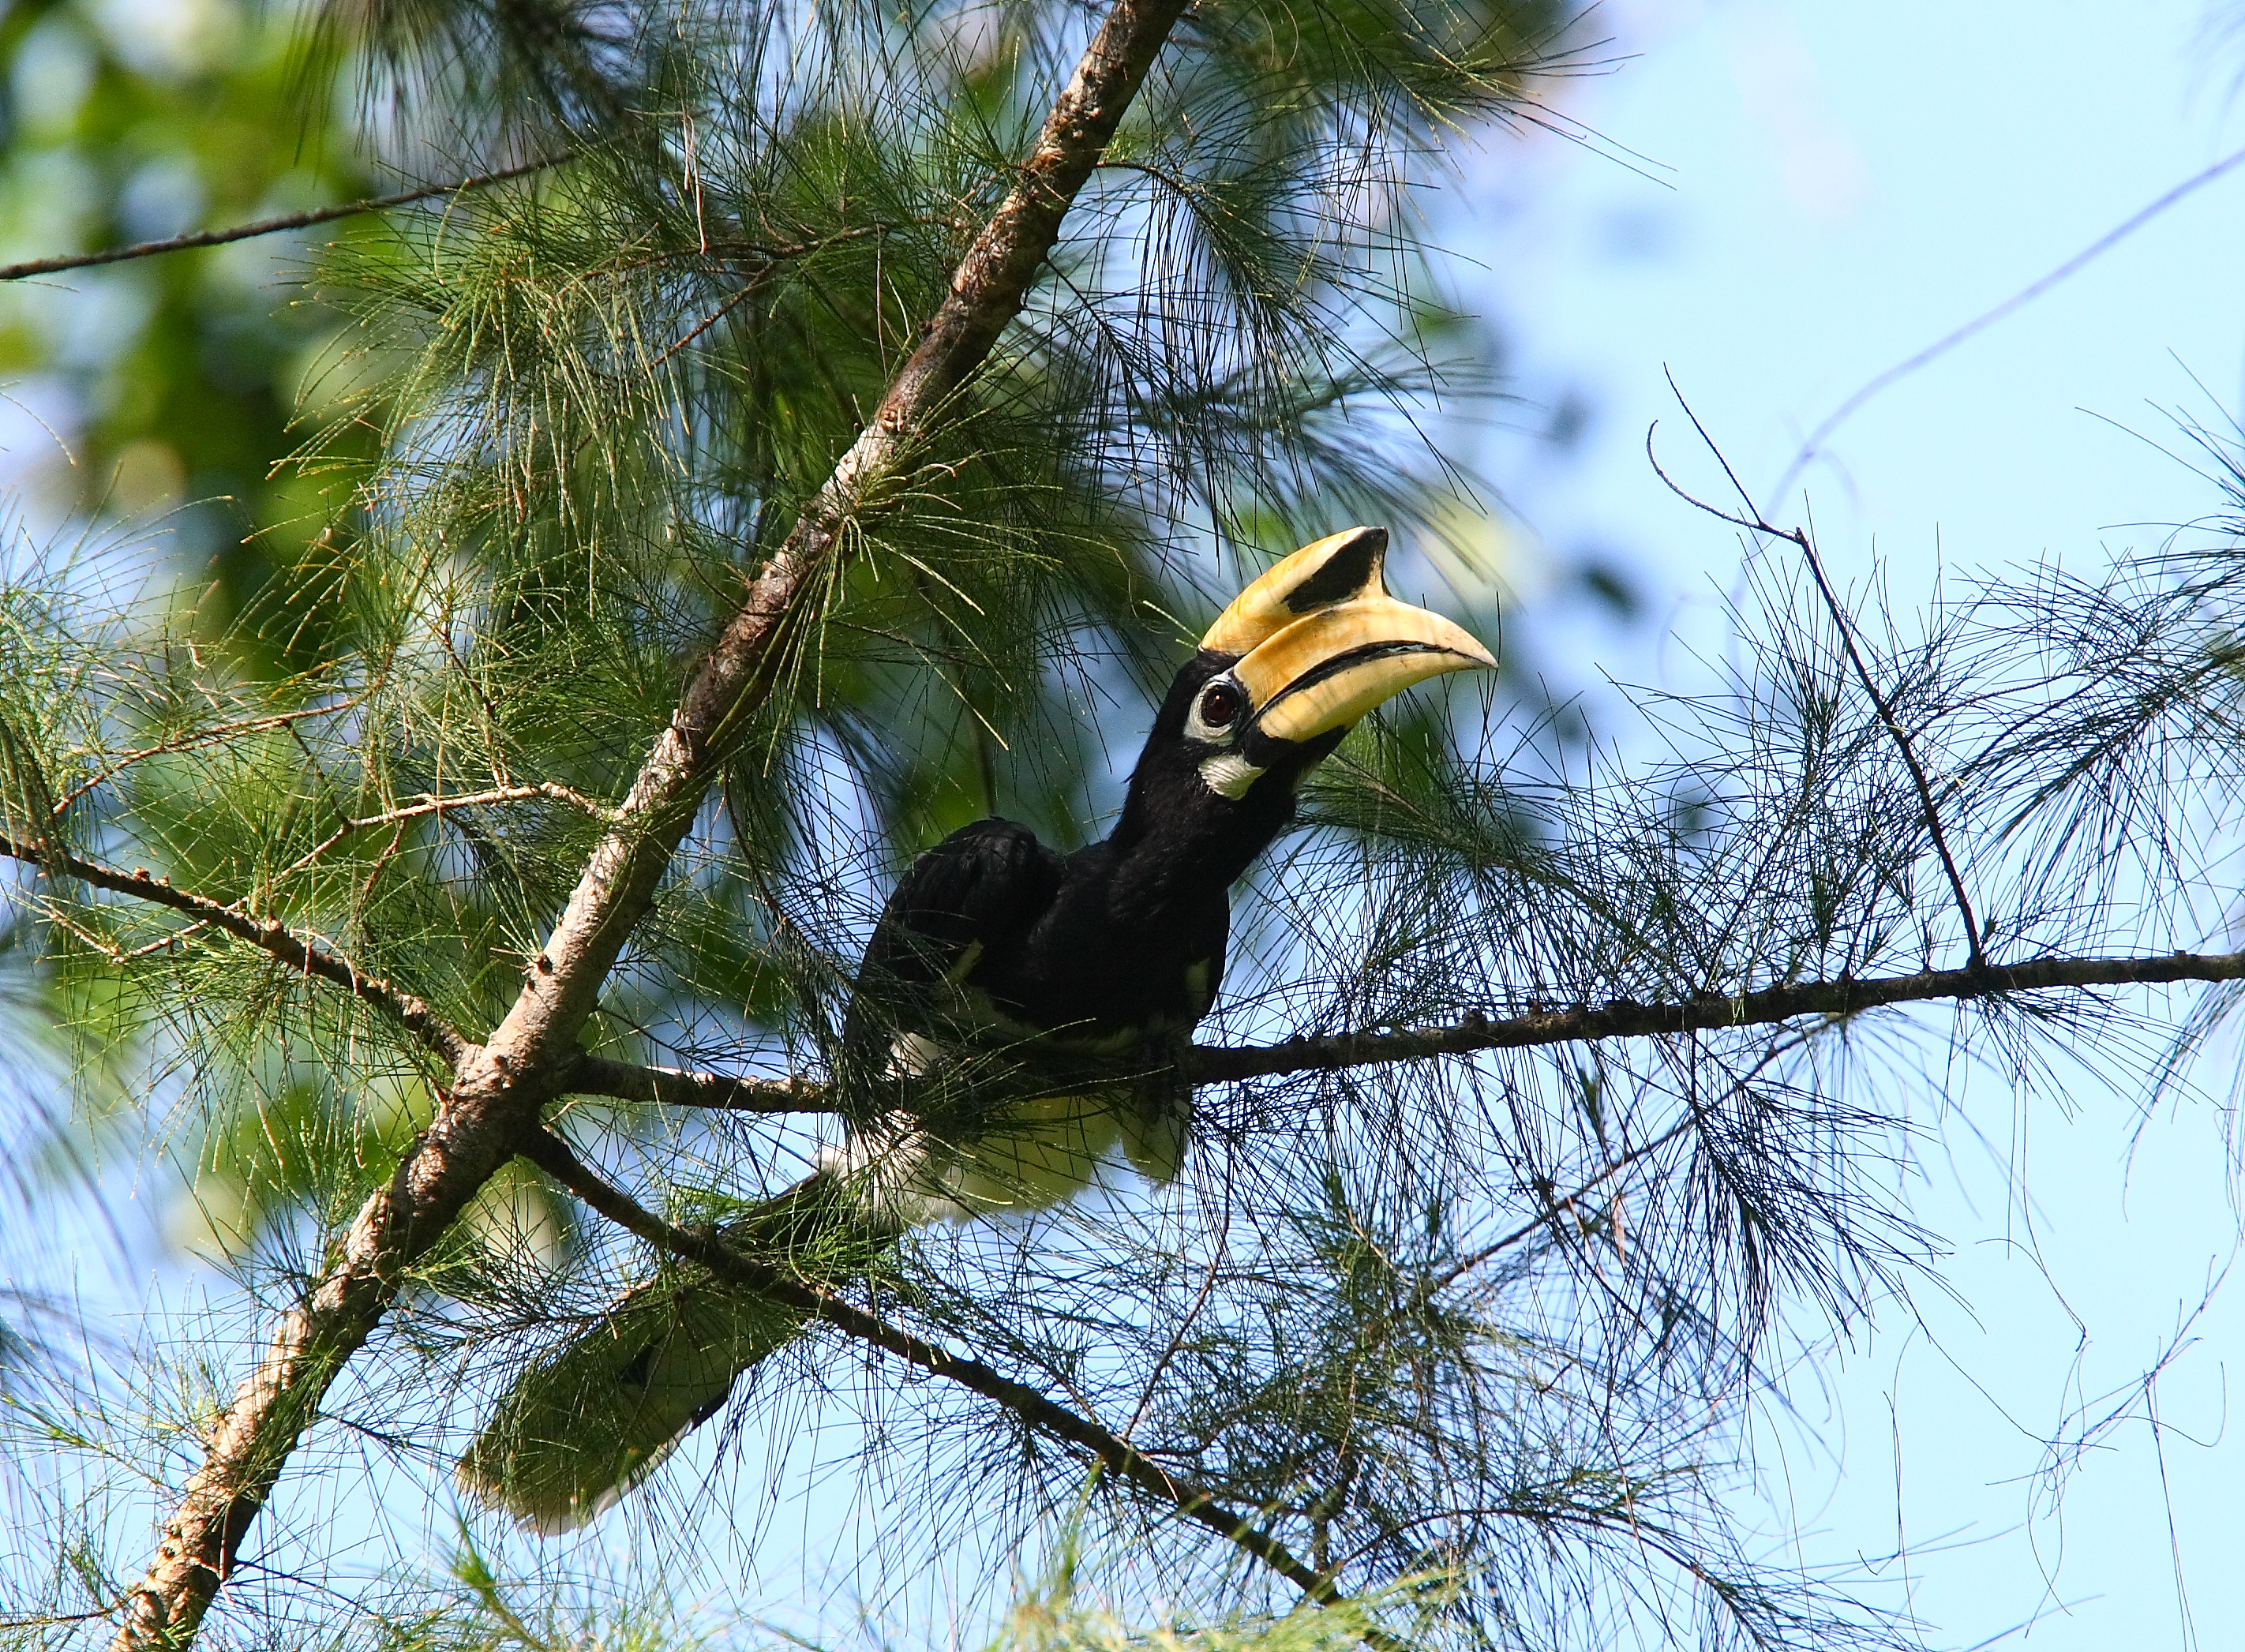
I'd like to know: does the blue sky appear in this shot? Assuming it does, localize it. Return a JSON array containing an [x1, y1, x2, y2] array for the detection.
[[13, 2, 2245, 1646], [1452, 2, 2245, 1643]]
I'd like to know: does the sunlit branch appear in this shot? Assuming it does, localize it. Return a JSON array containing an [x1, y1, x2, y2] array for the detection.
[[0, 157, 567, 284], [515, 1126, 1358, 1616], [107, 0, 1198, 1639], [0, 833, 470, 1066], [1185, 947, 2245, 1083], [561, 1052, 827, 1113]]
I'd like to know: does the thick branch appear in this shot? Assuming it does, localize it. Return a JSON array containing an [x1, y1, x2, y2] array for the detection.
[[515, 1128, 1336, 1604], [1186, 946, 2245, 1083], [562, 1052, 827, 1112], [109, 2, 1191, 1643], [0, 159, 564, 284], [0, 833, 468, 1067]]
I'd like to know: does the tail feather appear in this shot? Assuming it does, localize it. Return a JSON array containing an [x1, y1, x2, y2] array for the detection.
[[457, 1268, 805, 1533]]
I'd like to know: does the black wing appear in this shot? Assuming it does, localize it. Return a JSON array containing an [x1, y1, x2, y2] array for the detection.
[[841, 817, 1062, 1066]]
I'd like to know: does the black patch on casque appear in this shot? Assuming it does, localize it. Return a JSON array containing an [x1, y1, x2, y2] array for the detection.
[[1283, 527, 1387, 613]]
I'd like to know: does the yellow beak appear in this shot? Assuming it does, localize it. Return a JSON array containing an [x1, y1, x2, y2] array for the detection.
[[1233, 592, 1497, 745], [1200, 526, 1497, 746]]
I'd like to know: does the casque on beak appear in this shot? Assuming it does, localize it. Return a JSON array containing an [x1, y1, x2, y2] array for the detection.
[[1199, 526, 1497, 750]]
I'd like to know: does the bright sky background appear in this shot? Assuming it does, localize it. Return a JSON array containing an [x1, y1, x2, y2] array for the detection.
[[17, 2, 2245, 1646], [1452, 1, 2245, 1644]]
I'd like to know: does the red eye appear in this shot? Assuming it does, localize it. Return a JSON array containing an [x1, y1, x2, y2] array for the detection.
[[1198, 681, 1243, 728]]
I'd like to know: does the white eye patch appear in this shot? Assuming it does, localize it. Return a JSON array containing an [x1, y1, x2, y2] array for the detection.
[[1184, 673, 1250, 745]]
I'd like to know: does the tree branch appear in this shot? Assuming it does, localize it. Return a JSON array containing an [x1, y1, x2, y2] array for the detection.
[[1185, 946, 2245, 1084], [1650, 403, 1988, 968], [274, 783, 617, 881], [561, 1052, 829, 1113], [108, 0, 1194, 1641], [0, 158, 565, 285], [0, 833, 469, 1067], [584, 948, 2245, 1110], [515, 1127, 1344, 1609]]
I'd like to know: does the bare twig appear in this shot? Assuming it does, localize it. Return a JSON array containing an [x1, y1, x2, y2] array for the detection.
[[1651, 400, 1989, 969], [274, 783, 616, 881], [0, 158, 567, 285], [54, 697, 369, 815], [516, 1127, 1349, 1609], [1769, 139, 2245, 514]]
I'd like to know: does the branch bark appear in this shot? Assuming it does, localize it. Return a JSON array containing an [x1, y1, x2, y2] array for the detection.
[[1184, 946, 2245, 1083], [0, 834, 468, 1067], [515, 1128, 1340, 1605], [0, 158, 564, 284], [562, 1052, 827, 1112], [108, 2, 1193, 1643]]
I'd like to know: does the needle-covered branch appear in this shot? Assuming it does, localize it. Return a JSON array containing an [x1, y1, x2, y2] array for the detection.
[[0, 158, 564, 284], [514, 1127, 1341, 1608], [0, 832, 470, 1067], [106, 0, 1197, 1640], [583, 947, 2245, 1112], [1186, 946, 2245, 1082]]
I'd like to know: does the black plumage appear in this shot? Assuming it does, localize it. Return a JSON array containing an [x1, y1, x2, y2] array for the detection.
[[459, 526, 1497, 1530]]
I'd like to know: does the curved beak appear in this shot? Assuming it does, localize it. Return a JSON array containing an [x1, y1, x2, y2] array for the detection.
[[1232, 591, 1497, 745]]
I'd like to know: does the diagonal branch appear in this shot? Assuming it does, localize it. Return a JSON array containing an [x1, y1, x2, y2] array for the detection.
[[108, 2, 1196, 1644], [0, 833, 469, 1067], [515, 1127, 1344, 1608], [0, 158, 566, 285], [1650, 398, 1989, 969]]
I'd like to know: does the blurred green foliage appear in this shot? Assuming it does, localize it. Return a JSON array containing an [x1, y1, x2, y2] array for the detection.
[[0, 0, 380, 627]]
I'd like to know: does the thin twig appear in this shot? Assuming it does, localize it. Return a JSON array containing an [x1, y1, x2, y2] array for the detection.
[[0, 833, 468, 1066], [517, 1127, 1355, 1613], [1769, 139, 2245, 514], [54, 696, 368, 815], [1651, 395, 1989, 969], [0, 157, 567, 285], [273, 782, 616, 881]]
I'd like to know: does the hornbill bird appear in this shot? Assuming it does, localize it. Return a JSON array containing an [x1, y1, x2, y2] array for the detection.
[[459, 526, 1495, 1531]]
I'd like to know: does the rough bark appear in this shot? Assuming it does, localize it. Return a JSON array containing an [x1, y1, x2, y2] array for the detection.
[[108, 2, 1190, 1643]]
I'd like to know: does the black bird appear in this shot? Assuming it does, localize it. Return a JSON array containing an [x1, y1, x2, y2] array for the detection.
[[460, 526, 1496, 1530]]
